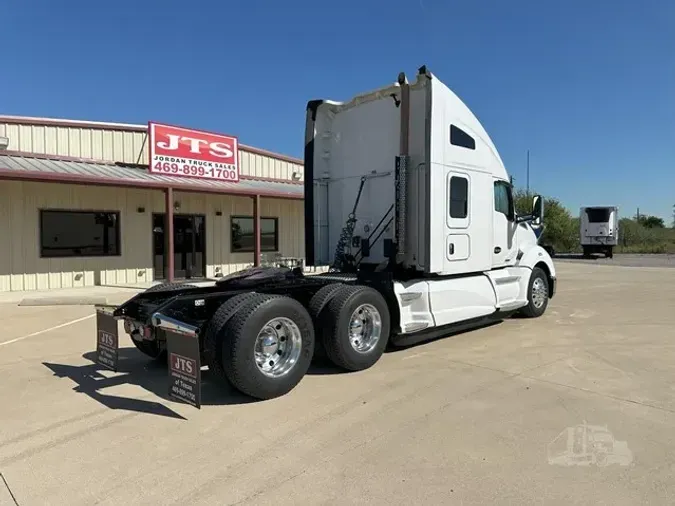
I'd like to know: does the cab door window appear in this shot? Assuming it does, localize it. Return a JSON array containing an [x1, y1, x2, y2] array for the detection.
[[494, 181, 513, 221]]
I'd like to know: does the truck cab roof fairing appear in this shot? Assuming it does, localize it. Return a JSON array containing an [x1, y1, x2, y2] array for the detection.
[[425, 68, 509, 182]]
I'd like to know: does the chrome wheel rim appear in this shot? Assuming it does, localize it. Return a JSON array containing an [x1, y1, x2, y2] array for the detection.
[[348, 304, 382, 353], [532, 277, 548, 309], [254, 317, 302, 378]]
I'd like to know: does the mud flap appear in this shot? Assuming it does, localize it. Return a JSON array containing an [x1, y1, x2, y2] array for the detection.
[[166, 329, 202, 409], [95, 305, 119, 372]]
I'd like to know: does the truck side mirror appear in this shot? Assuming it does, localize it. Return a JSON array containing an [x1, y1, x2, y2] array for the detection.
[[532, 195, 544, 225]]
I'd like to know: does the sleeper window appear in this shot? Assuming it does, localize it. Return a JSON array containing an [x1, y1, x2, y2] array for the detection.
[[450, 125, 476, 150]]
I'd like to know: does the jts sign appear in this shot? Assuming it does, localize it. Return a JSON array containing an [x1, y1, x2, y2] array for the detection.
[[148, 122, 239, 182]]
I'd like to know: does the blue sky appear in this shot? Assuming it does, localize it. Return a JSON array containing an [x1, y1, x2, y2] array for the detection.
[[2, 0, 674, 222]]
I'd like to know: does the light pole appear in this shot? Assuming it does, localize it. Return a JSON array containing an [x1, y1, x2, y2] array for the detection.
[[526, 149, 530, 196]]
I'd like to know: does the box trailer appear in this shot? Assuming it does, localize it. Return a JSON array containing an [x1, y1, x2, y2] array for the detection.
[[94, 66, 557, 403], [580, 206, 619, 258]]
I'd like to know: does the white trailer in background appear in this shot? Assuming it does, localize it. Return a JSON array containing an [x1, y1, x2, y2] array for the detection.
[[580, 206, 619, 258]]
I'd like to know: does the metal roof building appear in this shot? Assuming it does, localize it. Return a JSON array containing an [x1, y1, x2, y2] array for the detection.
[[0, 115, 306, 292]]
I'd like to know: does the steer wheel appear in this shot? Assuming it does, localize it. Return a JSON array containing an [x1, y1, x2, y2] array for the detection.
[[518, 266, 550, 318]]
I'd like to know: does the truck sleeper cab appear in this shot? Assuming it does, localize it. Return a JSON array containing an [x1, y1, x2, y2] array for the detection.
[[102, 66, 557, 401]]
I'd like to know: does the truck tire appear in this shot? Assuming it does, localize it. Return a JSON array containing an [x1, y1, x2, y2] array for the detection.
[[202, 292, 269, 385], [308, 283, 345, 361], [519, 266, 549, 318], [220, 294, 315, 399], [309, 283, 345, 320], [319, 285, 391, 371]]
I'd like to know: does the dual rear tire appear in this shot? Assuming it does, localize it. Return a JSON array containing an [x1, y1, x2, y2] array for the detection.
[[311, 284, 391, 371], [204, 283, 391, 400], [204, 293, 315, 400]]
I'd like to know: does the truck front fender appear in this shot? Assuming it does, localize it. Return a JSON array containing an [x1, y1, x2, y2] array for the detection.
[[517, 245, 557, 298]]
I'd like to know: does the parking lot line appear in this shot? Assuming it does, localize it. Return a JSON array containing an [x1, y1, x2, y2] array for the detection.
[[0, 314, 94, 347]]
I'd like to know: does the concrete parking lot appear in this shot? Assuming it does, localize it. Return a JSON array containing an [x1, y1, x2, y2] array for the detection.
[[1, 261, 674, 505]]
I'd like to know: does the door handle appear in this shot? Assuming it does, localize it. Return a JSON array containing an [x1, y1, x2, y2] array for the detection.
[[449, 243, 455, 255], [494, 246, 502, 254]]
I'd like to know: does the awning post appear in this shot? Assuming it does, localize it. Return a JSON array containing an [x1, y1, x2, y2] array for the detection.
[[165, 187, 175, 282], [253, 195, 261, 267]]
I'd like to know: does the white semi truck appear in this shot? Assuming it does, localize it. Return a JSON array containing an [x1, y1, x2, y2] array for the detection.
[[97, 66, 557, 401], [580, 206, 619, 258]]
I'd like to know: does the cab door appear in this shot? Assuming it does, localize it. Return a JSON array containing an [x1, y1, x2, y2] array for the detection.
[[446, 170, 471, 265], [492, 179, 517, 269]]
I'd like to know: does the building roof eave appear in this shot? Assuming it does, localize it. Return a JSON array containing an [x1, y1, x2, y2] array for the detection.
[[0, 154, 304, 200]]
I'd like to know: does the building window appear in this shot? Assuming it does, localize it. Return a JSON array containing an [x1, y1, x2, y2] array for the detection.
[[230, 216, 279, 253], [39, 210, 121, 258], [494, 180, 513, 219], [449, 176, 469, 219], [450, 124, 476, 150]]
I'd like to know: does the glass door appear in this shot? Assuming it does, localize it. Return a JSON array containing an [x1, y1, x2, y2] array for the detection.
[[153, 214, 165, 280], [152, 213, 206, 280], [174, 214, 206, 279]]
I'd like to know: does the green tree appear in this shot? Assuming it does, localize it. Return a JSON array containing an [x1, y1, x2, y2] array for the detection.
[[636, 215, 665, 229], [513, 189, 579, 252]]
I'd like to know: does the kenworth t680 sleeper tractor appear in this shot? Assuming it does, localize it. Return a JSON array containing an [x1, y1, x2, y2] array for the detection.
[[95, 66, 557, 401]]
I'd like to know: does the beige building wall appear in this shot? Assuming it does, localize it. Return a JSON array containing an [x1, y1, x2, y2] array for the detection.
[[0, 180, 304, 292], [0, 118, 304, 182]]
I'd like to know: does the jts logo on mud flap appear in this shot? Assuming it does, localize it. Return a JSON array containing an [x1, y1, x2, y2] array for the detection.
[[170, 353, 197, 378], [98, 330, 116, 348]]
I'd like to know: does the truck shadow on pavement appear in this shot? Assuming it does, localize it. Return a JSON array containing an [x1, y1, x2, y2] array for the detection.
[[42, 348, 265, 419], [553, 253, 601, 260], [42, 348, 348, 419]]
